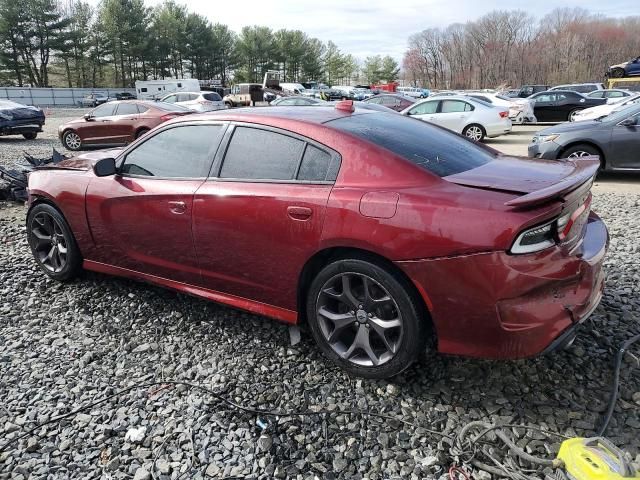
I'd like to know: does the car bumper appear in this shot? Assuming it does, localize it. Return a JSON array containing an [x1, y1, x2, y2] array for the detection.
[[485, 119, 512, 137], [396, 212, 608, 359], [528, 140, 563, 159]]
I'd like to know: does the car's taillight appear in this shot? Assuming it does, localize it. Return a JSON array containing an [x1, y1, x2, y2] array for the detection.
[[499, 111, 509, 118], [557, 194, 592, 241], [160, 114, 177, 121]]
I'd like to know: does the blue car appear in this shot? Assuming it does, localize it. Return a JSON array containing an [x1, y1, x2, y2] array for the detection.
[[0, 100, 45, 140], [608, 56, 640, 78]]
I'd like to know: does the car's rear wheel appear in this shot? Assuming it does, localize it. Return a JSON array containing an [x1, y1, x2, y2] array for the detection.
[[563, 144, 600, 161], [611, 68, 625, 78], [135, 128, 150, 139], [23, 132, 37, 140], [568, 109, 582, 122], [306, 258, 428, 378], [27, 203, 81, 281], [462, 124, 485, 142], [62, 130, 82, 151]]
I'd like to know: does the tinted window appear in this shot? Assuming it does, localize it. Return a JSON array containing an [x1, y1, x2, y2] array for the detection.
[[297, 145, 338, 182], [92, 104, 116, 117], [330, 113, 495, 177], [220, 127, 305, 180], [203, 92, 222, 101], [441, 100, 471, 113], [534, 94, 553, 103], [410, 101, 438, 115], [140, 87, 148, 93], [116, 103, 139, 116], [121, 125, 223, 178]]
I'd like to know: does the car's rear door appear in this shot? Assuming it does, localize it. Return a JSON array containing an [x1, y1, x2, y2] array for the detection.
[[85, 123, 226, 284], [437, 100, 474, 132], [108, 102, 140, 144], [192, 124, 340, 313]]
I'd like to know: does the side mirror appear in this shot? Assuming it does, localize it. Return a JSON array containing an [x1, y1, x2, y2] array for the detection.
[[84, 113, 94, 121], [619, 117, 638, 127], [94, 157, 117, 177]]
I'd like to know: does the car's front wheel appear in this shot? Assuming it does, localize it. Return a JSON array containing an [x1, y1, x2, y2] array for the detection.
[[462, 124, 485, 142], [568, 109, 582, 122], [62, 130, 82, 151], [562, 144, 601, 161], [135, 128, 150, 139], [27, 203, 82, 281], [306, 258, 429, 378]]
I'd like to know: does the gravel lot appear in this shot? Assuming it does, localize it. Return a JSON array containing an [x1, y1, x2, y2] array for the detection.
[[1, 111, 639, 479]]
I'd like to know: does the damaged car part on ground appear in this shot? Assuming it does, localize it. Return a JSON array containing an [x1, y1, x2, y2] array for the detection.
[[25, 103, 609, 379]]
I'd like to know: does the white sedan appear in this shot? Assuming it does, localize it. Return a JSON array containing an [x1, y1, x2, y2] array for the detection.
[[572, 94, 640, 121], [401, 96, 511, 141], [160, 91, 225, 112]]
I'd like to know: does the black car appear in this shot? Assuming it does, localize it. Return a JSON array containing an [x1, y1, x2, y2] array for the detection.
[[115, 92, 136, 100], [528, 103, 640, 170], [0, 100, 45, 140], [528, 90, 606, 122]]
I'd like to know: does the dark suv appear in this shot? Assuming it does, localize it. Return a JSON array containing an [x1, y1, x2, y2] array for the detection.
[[515, 85, 550, 98]]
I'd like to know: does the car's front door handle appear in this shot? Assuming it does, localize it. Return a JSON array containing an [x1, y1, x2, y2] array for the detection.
[[168, 201, 187, 214], [287, 206, 312, 221]]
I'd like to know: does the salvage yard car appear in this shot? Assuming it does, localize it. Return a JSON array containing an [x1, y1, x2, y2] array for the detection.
[[573, 94, 640, 122], [58, 100, 193, 151], [528, 90, 606, 122], [402, 96, 511, 141], [528, 103, 640, 171], [27, 102, 608, 378], [0, 100, 45, 140], [607, 56, 640, 78]]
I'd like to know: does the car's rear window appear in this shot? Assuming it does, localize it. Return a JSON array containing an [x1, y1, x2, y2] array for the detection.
[[329, 112, 496, 177], [203, 92, 222, 101], [151, 102, 192, 112]]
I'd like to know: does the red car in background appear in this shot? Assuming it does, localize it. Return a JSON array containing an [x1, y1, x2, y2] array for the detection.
[[58, 100, 192, 151], [28, 102, 607, 378]]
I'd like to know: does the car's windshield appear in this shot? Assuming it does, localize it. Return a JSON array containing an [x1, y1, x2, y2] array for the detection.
[[495, 94, 513, 102], [602, 103, 640, 123], [329, 112, 496, 177], [151, 102, 192, 112]]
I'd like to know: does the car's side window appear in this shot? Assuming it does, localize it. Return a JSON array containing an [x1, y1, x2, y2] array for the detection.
[[410, 101, 438, 115], [116, 103, 139, 116], [608, 91, 624, 98], [163, 95, 177, 103], [121, 125, 224, 178], [137, 105, 149, 114], [92, 104, 116, 118], [297, 144, 339, 182], [534, 94, 553, 103], [219, 127, 305, 181], [590, 91, 604, 98], [441, 100, 468, 113], [367, 97, 382, 105]]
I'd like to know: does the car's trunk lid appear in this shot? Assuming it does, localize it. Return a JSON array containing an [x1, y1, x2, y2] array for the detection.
[[444, 155, 599, 208]]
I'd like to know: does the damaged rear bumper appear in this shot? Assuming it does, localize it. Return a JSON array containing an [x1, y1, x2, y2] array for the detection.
[[396, 212, 609, 359]]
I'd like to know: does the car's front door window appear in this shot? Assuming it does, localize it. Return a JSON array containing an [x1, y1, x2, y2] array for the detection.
[[91, 104, 116, 118]]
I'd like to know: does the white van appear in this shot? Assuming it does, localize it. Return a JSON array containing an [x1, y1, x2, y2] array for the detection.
[[135, 79, 201, 100], [279, 83, 307, 95]]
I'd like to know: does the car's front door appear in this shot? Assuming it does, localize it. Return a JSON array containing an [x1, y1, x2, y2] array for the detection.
[[79, 103, 119, 145], [531, 93, 556, 122], [85, 123, 225, 284], [628, 57, 640, 76], [608, 112, 640, 169], [192, 125, 339, 313]]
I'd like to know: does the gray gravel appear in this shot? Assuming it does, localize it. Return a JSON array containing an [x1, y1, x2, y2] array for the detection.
[[0, 112, 639, 479]]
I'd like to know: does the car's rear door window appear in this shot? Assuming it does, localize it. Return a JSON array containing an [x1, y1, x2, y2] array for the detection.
[[297, 145, 339, 181], [115, 103, 139, 116], [441, 100, 472, 113], [121, 125, 224, 178], [329, 112, 495, 177], [203, 92, 222, 101], [219, 127, 305, 180]]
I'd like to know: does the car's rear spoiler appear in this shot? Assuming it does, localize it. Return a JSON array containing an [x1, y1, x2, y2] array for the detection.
[[504, 157, 599, 208]]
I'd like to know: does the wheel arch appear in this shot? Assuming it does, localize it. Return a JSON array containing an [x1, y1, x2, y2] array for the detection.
[[558, 141, 607, 169], [296, 246, 435, 337]]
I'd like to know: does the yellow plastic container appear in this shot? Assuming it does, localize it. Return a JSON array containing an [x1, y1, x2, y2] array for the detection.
[[557, 437, 640, 480]]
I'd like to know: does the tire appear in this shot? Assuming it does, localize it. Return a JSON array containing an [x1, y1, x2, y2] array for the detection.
[[23, 132, 37, 140], [568, 109, 582, 122], [135, 128, 150, 139], [462, 124, 485, 142], [27, 203, 82, 281], [611, 68, 625, 79], [62, 130, 82, 151], [225, 101, 233, 109], [562, 144, 601, 161], [306, 258, 429, 379]]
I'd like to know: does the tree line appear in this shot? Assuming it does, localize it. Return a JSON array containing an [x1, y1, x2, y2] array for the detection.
[[402, 8, 640, 90], [0, 0, 400, 88]]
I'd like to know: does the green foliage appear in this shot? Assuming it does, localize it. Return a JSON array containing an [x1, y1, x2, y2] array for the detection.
[[363, 55, 399, 84]]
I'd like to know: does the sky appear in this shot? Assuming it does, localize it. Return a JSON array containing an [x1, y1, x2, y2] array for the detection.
[[92, 0, 640, 61]]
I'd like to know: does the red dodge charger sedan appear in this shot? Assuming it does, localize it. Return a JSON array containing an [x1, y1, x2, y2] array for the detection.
[[27, 102, 608, 378]]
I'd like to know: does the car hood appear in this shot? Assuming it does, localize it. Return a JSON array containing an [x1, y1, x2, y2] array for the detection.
[[445, 155, 599, 207], [610, 61, 629, 69], [35, 148, 124, 172], [534, 120, 604, 136]]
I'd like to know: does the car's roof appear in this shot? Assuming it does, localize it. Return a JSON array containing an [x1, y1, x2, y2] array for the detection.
[[174, 105, 378, 125]]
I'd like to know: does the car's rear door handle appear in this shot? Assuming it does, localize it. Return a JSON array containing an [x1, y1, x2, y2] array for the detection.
[[287, 206, 312, 221], [168, 201, 187, 214]]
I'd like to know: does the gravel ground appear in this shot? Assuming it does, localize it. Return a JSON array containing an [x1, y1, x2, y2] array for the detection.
[[0, 112, 639, 479]]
